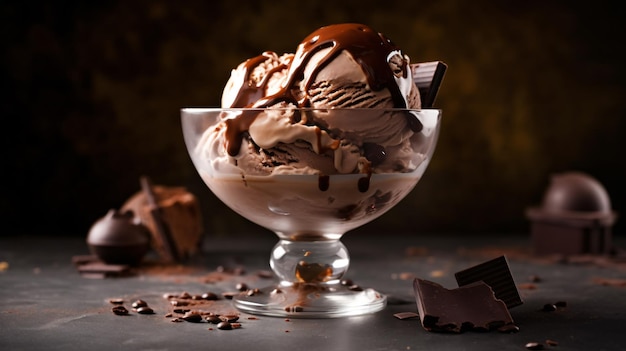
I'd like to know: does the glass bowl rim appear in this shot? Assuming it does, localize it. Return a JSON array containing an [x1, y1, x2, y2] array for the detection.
[[181, 107, 441, 113]]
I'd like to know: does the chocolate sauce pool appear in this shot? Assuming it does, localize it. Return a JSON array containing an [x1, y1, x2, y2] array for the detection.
[[222, 23, 418, 192]]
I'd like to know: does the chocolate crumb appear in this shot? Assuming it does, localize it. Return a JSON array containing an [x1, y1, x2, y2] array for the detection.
[[201, 292, 219, 300], [206, 315, 221, 324], [136, 306, 155, 314], [525, 342, 544, 350], [541, 304, 557, 312], [182, 311, 203, 323], [497, 324, 520, 333], [222, 292, 238, 300], [393, 312, 420, 320], [131, 299, 148, 309], [220, 314, 239, 323], [111, 306, 129, 315], [217, 321, 232, 330], [546, 339, 559, 346], [108, 298, 124, 305]]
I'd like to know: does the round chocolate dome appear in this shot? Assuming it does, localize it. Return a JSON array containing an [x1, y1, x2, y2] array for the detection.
[[541, 172, 611, 214], [87, 209, 151, 265]]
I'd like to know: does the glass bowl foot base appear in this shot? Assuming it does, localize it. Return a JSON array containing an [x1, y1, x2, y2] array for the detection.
[[233, 283, 386, 318]]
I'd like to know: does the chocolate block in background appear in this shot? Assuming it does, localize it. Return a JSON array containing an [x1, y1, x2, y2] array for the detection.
[[528, 219, 613, 255], [413, 278, 514, 333], [454, 255, 523, 309], [526, 172, 617, 255], [122, 180, 203, 262]]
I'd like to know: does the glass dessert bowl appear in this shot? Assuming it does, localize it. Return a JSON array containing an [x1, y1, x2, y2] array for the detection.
[[182, 107, 441, 318]]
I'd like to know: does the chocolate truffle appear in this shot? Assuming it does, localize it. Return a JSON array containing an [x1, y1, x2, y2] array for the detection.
[[86, 209, 151, 265]]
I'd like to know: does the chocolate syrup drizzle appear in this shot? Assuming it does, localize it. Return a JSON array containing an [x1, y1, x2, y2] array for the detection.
[[223, 23, 414, 192]]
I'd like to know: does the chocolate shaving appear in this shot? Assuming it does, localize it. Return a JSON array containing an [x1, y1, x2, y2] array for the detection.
[[140, 176, 179, 262], [393, 311, 420, 320]]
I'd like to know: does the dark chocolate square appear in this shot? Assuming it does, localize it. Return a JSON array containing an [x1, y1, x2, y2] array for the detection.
[[454, 255, 523, 309]]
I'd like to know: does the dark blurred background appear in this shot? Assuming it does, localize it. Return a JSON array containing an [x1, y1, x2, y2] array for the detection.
[[3, 0, 625, 238]]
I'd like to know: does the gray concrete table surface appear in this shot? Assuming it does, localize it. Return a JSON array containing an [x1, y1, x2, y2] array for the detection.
[[1, 233, 625, 351]]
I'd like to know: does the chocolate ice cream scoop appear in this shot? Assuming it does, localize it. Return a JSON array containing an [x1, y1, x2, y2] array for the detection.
[[87, 209, 151, 265]]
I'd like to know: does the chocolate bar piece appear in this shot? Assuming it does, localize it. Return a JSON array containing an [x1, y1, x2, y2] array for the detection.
[[77, 261, 132, 278], [411, 61, 447, 108], [454, 256, 523, 309], [413, 278, 514, 333]]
